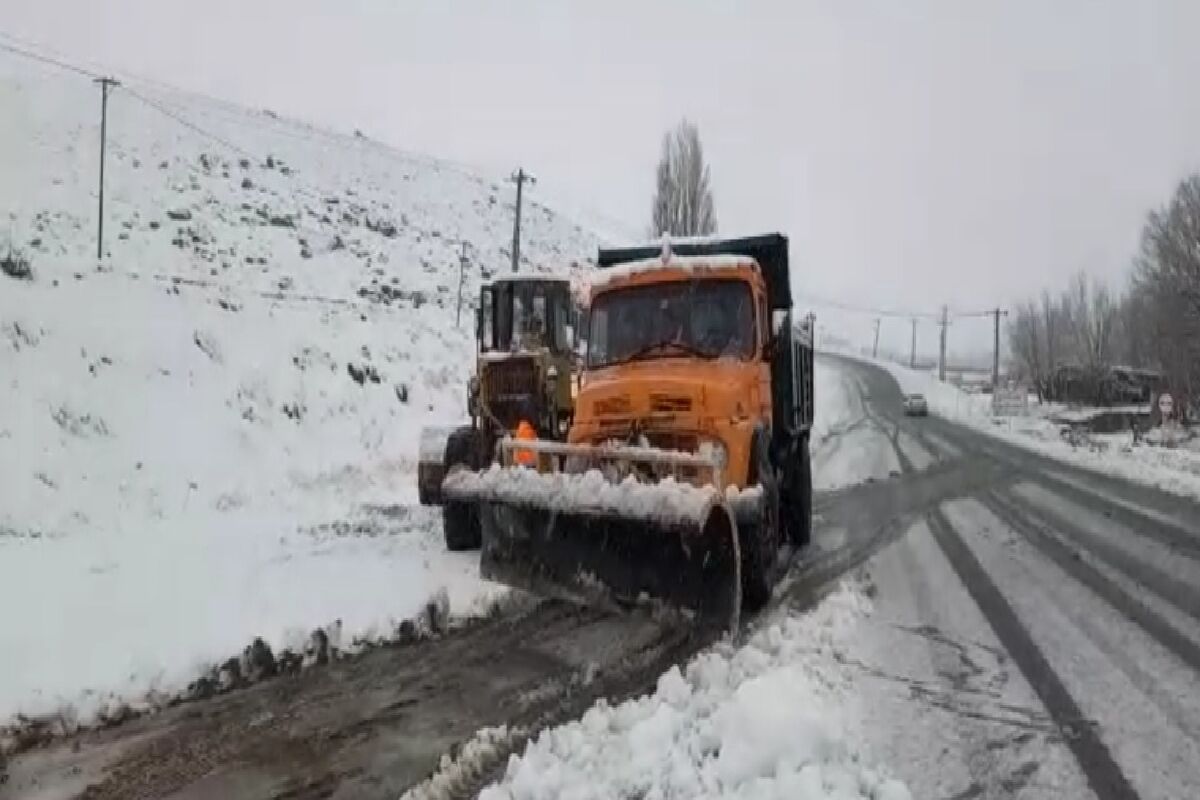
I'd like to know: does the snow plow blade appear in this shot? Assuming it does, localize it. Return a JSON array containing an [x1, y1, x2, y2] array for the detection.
[[443, 439, 742, 631]]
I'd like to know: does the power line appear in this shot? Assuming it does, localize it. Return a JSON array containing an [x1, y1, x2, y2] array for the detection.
[[793, 292, 941, 320], [121, 86, 256, 159], [0, 37, 102, 80], [117, 88, 341, 244], [0, 27, 525, 201]]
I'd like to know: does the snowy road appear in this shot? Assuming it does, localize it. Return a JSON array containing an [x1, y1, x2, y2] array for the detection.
[[821, 355, 1200, 800], [5, 355, 1200, 799]]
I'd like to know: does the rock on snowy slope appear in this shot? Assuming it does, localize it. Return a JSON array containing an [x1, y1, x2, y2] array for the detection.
[[470, 584, 910, 800], [0, 55, 598, 741]]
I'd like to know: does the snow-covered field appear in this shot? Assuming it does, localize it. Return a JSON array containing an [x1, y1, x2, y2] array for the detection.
[[873, 358, 1200, 501], [0, 57, 599, 742], [477, 584, 911, 800]]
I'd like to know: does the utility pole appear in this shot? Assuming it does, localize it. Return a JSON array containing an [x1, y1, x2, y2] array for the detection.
[[94, 76, 120, 262], [456, 241, 469, 328], [910, 318, 918, 369], [872, 318, 881, 358], [938, 305, 949, 382], [992, 307, 1009, 391], [509, 167, 535, 273]]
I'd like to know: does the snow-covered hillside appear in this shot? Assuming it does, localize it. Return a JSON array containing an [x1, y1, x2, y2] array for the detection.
[[0, 56, 599, 742]]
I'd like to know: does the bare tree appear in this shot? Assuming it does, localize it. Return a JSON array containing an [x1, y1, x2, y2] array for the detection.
[[1068, 272, 1118, 373], [1007, 301, 1045, 400], [1041, 289, 1059, 372], [650, 119, 717, 237], [1134, 174, 1200, 417]]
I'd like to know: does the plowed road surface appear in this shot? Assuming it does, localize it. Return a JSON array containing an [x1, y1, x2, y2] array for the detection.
[[5, 356, 1199, 800]]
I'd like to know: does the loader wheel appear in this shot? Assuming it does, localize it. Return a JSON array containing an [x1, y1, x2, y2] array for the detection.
[[442, 427, 482, 551], [741, 431, 780, 612], [443, 500, 480, 551]]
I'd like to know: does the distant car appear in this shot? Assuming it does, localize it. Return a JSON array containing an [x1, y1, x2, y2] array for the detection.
[[903, 393, 929, 417]]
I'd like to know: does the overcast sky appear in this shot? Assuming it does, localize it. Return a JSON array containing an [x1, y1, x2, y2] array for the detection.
[[6, 0, 1200, 355]]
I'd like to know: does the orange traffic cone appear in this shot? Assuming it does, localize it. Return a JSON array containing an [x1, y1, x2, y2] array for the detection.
[[514, 419, 537, 467]]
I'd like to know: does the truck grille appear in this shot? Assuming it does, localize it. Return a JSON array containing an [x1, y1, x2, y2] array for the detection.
[[650, 393, 692, 413], [484, 357, 537, 400], [593, 395, 632, 416]]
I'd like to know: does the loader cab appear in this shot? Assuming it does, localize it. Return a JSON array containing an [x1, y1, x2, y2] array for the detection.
[[479, 277, 574, 357], [474, 276, 576, 438]]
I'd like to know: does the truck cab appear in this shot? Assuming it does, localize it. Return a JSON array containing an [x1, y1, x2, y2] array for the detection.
[[572, 255, 773, 490]]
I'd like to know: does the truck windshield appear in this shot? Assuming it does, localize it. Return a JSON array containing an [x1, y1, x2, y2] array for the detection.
[[587, 279, 755, 368]]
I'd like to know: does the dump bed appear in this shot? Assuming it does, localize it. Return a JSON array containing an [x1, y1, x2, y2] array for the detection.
[[597, 233, 792, 311]]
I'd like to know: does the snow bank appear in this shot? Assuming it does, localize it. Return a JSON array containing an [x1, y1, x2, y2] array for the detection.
[[872, 358, 1200, 500], [480, 585, 910, 800], [444, 465, 721, 525]]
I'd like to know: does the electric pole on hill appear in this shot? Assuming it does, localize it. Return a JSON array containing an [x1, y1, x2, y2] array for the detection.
[[872, 318, 881, 358], [992, 307, 1009, 390], [509, 168, 535, 273], [910, 318, 918, 368], [938, 305, 949, 382], [456, 241, 469, 328], [94, 76, 120, 262]]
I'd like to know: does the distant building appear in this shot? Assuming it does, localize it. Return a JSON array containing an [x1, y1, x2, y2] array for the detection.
[[1044, 364, 1160, 407]]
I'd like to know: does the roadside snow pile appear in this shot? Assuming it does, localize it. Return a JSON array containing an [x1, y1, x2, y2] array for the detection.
[[444, 465, 720, 525], [480, 585, 910, 800], [812, 357, 862, 445], [0, 57, 597, 743], [875, 359, 1200, 500]]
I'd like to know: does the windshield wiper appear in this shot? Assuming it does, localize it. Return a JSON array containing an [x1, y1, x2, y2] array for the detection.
[[622, 338, 715, 363]]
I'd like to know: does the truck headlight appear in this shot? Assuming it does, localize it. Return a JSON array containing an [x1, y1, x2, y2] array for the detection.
[[699, 440, 728, 470]]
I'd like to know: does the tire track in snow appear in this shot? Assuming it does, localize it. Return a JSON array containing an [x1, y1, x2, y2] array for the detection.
[[981, 492, 1200, 753], [926, 506, 1139, 800], [982, 492, 1200, 675], [1027, 470, 1200, 559], [1008, 484, 1200, 625]]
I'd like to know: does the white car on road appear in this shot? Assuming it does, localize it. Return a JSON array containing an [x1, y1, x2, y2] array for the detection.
[[903, 393, 929, 417]]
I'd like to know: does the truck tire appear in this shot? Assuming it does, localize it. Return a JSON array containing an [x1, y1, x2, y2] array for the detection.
[[790, 437, 813, 547], [779, 436, 813, 547], [442, 426, 482, 551], [741, 430, 780, 612]]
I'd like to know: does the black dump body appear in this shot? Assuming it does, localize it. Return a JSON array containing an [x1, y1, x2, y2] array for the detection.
[[598, 233, 792, 311], [596, 233, 813, 442]]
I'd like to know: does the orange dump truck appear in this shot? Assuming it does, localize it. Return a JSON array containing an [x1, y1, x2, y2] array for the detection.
[[444, 234, 814, 630]]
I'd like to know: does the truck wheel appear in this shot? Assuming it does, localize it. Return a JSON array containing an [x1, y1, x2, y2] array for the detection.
[[794, 437, 813, 547], [442, 427, 482, 551], [780, 436, 812, 547], [741, 431, 779, 612]]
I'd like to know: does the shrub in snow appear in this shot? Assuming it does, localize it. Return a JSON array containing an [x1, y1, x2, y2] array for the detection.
[[0, 247, 32, 281], [366, 215, 398, 238]]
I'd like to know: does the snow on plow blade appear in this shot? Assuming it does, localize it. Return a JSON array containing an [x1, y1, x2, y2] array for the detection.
[[443, 439, 742, 631]]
